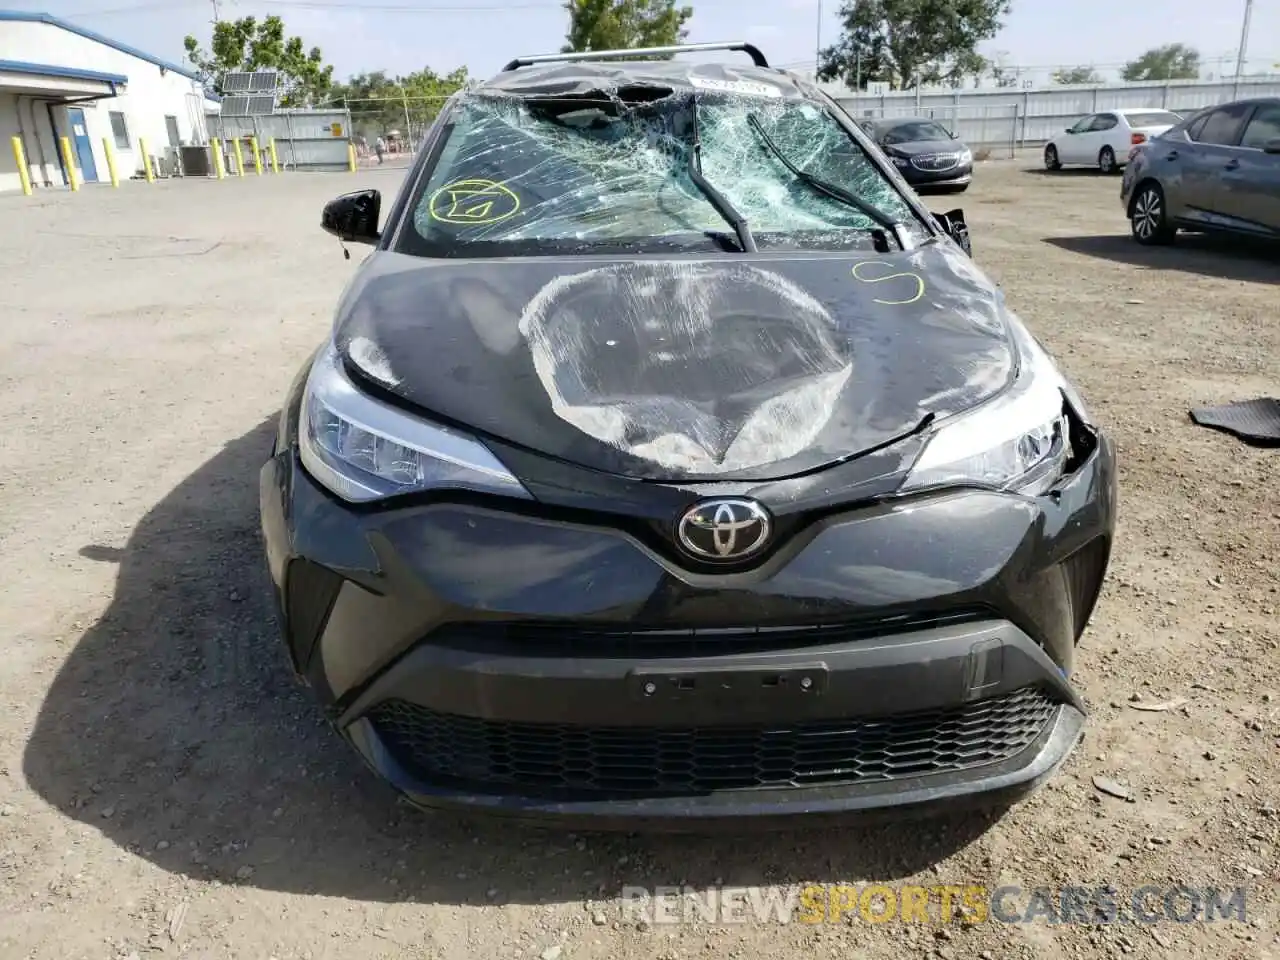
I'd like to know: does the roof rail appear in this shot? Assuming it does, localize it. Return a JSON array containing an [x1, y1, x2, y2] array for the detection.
[[501, 41, 769, 73]]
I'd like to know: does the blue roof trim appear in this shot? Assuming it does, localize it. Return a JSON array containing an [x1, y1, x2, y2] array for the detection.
[[0, 58, 128, 85], [0, 10, 203, 81]]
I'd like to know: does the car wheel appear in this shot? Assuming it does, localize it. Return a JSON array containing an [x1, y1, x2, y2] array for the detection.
[[1098, 146, 1117, 174], [1130, 182, 1176, 245], [1044, 145, 1061, 171]]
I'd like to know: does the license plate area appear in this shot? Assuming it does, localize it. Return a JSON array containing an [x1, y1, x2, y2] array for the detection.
[[628, 663, 829, 704]]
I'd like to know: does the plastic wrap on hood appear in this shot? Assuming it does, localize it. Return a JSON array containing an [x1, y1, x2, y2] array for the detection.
[[333, 241, 1016, 484], [518, 260, 853, 475]]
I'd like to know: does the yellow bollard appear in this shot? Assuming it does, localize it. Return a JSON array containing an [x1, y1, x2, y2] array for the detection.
[[347, 142, 357, 172], [102, 137, 119, 187], [10, 136, 32, 196], [249, 136, 263, 175], [139, 137, 154, 182], [211, 139, 225, 179], [59, 136, 79, 191], [268, 138, 279, 174], [232, 138, 245, 177]]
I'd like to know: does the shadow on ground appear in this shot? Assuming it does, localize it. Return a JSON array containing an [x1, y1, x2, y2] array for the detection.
[[1044, 234, 1279, 285], [1021, 167, 1115, 177], [24, 419, 1008, 905]]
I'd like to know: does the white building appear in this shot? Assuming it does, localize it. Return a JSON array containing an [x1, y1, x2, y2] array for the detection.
[[0, 10, 221, 192]]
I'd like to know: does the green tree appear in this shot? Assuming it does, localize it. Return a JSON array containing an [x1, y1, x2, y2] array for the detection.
[[330, 67, 469, 139], [1052, 65, 1102, 84], [817, 0, 1010, 90], [562, 0, 693, 54], [183, 16, 334, 106], [1121, 43, 1200, 82]]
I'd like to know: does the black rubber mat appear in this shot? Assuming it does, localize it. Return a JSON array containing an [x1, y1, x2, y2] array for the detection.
[[1189, 398, 1280, 446]]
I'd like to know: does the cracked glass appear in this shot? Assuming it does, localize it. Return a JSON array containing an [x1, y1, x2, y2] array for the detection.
[[398, 88, 921, 258]]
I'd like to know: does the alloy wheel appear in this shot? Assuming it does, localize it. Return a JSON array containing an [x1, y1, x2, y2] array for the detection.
[[1132, 187, 1161, 241], [1099, 148, 1115, 174]]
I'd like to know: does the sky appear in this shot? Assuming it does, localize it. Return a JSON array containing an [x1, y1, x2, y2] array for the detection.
[[11, 0, 1280, 87]]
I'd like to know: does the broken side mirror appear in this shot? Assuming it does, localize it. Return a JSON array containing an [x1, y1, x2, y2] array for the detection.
[[936, 208, 972, 258], [322, 189, 382, 249]]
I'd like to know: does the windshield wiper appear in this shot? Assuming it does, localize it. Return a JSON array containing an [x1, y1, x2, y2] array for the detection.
[[746, 113, 911, 252], [687, 95, 756, 253]]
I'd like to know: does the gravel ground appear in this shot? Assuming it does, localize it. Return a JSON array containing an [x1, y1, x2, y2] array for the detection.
[[1, 160, 1278, 960]]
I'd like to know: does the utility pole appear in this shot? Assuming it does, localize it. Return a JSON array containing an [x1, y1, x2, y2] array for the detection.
[[1234, 0, 1253, 80], [211, 0, 221, 22], [401, 86, 412, 148], [814, 0, 822, 78]]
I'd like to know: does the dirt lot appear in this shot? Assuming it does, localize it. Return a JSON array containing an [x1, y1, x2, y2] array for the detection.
[[1, 160, 1278, 960]]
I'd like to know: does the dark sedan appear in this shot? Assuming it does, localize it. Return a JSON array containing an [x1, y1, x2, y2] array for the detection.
[[1121, 96, 1280, 244], [260, 42, 1115, 829], [861, 117, 974, 192]]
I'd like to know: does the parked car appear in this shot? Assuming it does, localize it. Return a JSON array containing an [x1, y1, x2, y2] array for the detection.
[[1044, 108, 1184, 174], [261, 41, 1116, 828], [860, 116, 974, 192], [1122, 97, 1280, 244]]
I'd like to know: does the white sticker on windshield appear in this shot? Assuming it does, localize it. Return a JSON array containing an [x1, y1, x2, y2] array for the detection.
[[688, 76, 782, 98]]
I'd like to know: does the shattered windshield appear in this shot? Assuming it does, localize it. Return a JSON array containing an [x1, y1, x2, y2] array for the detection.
[[398, 89, 920, 257]]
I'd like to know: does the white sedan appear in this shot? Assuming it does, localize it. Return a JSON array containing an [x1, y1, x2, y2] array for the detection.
[[1044, 108, 1184, 174]]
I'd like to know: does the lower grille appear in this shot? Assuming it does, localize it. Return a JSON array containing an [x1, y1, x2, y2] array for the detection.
[[911, 152, 962, 172], [366, 686, 1058, 798], [431, 609, 997, 659]]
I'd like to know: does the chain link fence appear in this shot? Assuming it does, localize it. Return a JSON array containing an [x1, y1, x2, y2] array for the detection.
[[338, 95, 455, 159]]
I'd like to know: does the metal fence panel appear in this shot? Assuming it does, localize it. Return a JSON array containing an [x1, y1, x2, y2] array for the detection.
[[823, 77, 1280, 148], [834, 101, 1020, 157], [206, 108, 353, 171]]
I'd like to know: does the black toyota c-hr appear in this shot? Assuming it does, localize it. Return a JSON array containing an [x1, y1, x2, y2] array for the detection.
[[260, 41, 1117, 829]]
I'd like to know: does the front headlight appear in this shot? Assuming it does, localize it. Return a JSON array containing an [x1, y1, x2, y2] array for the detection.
[[900, 330, 1072, 496], [893, 156, 911, 167], [297, 339, 532, 503], [959, 148, 973, 163]]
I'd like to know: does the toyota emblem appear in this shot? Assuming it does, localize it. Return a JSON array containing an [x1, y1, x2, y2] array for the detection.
[[676, 498, 772, 562]]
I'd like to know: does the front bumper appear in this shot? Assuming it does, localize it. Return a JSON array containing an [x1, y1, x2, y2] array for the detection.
[[1121, 164, 1139, 208], [260, 400, 1115, 826], [899, 161, 974, 189]]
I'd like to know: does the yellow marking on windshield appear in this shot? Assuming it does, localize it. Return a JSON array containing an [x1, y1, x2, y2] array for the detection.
[[850, 260, 925, 305], [429, 178, 521, 225]]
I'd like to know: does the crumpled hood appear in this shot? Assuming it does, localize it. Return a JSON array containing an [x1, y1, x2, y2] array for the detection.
[[333, 242, 1015, 482]]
